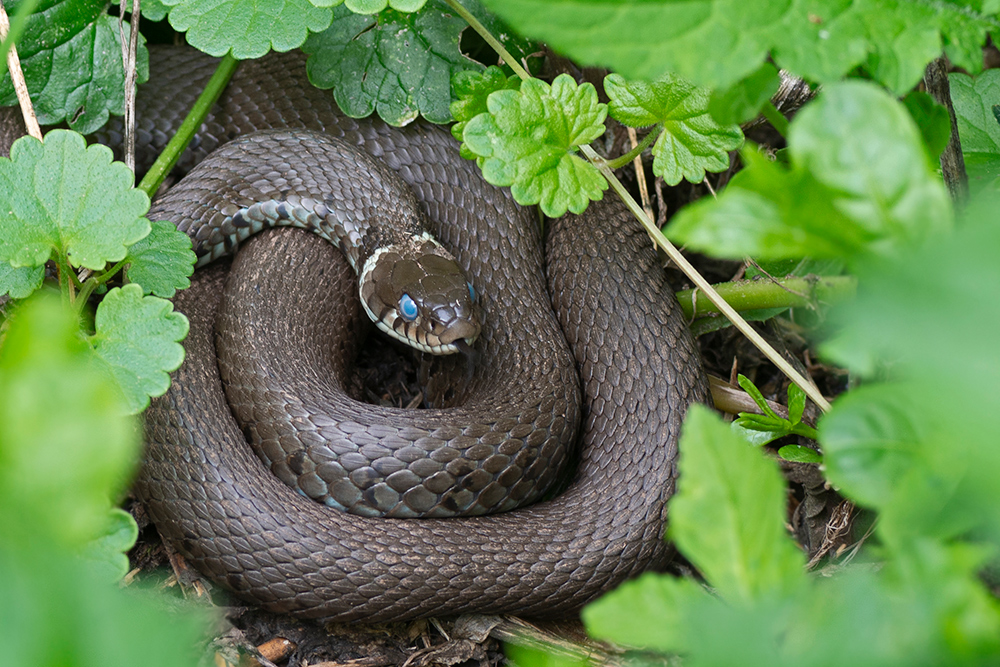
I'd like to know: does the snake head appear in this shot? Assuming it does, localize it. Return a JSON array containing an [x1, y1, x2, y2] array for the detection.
[[359, 234, 480, 355]]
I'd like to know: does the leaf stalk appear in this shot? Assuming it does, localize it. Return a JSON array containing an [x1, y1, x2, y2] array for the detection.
[[75, 259, 128, 311], [137, 53, 240, 198], [760, 101, 789, 138], [605, 125, 662, 171]]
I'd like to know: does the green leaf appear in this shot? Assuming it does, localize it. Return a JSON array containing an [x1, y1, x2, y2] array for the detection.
[[387, 0, 427, 9], [668, 152, 861, 261], [823, 196, 1000, 388], [950, 70, 1000, 194], [304, 1, 483, 125], [124, 220, 196, 297], [737, 373, 776, 418], [81, 508, 139, 581], [790, 82, 952, 250], [0, 225, 208, 666], [476, 0, 998, 93], [450, 66, 520, 158], [463, 74, 607, 216], [582, 573, 709, 654], [346, 0, 427, 11], [731, 391, 818, 448], [777, 445, 821, 464], [787, 383, 805, 424], [0, 6, 150, 134], [880, 539, 1000, 661], [736, 413, 786, 432], [505, 643, 589, 667], [88, 284, 188, 415], [732, 420, 784, 447], [819, 383, 926, 511], [162, 0, 335, 59], [670, 405, 806, 603], [0, 131, 150, 273], [0, 294, 137, 549], [589, 540, 1000, 664], [902, 90, 951, 160], [605, 73, 743, 185], [668, 82, 952, 265], [708, 62, 782, 126], [0, 546, 210, 667], [786, 540, 1000, 665], [823, 196, 1000, 543], [0, 263, 44, 299], [346, 0, 384, 10]]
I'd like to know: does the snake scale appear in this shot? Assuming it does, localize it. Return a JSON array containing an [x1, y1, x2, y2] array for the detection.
[[131, 47, 709, 622]]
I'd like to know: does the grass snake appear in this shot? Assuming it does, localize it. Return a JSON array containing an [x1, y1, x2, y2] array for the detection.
[[130, 47, 709, 622]]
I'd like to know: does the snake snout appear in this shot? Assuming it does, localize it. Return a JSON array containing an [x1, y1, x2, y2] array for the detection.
[[436, 318, 480, 346]]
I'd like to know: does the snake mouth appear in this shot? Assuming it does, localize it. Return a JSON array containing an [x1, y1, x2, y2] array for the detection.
[[437, 320, 479, 347], [374, 319, 473, 355]]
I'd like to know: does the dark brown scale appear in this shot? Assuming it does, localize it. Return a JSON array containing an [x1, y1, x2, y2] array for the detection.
[[132, 46, 709, 622]]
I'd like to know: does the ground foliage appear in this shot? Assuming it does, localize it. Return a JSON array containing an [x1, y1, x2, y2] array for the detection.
[[1, 0, 1000, 665]]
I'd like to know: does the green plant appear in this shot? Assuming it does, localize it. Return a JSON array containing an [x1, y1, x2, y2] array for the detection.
[[0, 129, 193, 414], [730, 375, 820, 463]]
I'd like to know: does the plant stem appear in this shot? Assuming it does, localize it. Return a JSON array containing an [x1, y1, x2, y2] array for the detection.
[[605, 126, 662, 171], [75, 280, 98, 313], [760, 101, 789, 138], [675, 275, 856, 321], [792, 423, 819, 440], [75, 259, 128, 310], [54, 252, 73, 306], [137, 53, 240, 198], [442, 0, 530, 81]]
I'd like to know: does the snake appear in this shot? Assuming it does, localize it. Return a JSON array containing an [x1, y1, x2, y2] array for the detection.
[[129, 46, 709, 622]]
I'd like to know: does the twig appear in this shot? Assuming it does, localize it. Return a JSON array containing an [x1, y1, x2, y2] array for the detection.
[[626, 126, 654, 221], [118, 0, 142, 175], [0, 0, 40, 140], [923, 55, 967, 207]]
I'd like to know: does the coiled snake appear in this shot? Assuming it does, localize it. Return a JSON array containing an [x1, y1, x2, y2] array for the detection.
[[131, 47, 709, 622]]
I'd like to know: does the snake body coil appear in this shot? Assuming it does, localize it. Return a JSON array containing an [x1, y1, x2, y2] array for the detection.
[[134, 48, 709, 622]]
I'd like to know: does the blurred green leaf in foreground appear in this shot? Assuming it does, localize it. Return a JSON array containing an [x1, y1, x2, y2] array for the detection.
[[0, 294, 208, 666], [574, 68, 1000, 667]]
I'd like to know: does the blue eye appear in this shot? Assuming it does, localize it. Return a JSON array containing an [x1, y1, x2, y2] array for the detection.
[[467, 282, 476, 302], [399, 293, 418, 321]]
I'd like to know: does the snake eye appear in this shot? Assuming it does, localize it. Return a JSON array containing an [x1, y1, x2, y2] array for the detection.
[[467, 282, 476, 302], [399, 293, 418, 321]]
